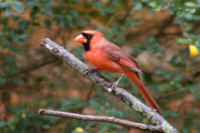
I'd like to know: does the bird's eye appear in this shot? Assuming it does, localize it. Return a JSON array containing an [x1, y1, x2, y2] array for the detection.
[[81, 33, 93, 40], [81, 33, 87, 37]]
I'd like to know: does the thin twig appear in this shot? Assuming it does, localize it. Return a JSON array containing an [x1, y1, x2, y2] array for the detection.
[[154, 15, 175, 38], [104, 12, 120, 31], [38, 109, 163, 132], [120, 0, 133, 24], [40, 38, 179, 133], [3, 56, 58, 78], [0, 56, 58, 92], [104, 0, 133, 32]]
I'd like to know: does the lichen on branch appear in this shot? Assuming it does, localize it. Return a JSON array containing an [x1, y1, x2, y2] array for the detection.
[[40, 38, 178, 133]]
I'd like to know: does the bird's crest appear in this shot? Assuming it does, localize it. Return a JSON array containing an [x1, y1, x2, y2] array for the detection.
[[82, 30, 103, 36]]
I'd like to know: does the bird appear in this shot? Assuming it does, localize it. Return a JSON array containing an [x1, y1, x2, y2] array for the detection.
[[75, 30, 162, 115]]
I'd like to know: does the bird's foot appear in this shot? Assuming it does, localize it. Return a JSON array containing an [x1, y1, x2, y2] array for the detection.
[[83, 67, 99, 75], [107, 82, 119, 90], [111, 82, 119, 89]]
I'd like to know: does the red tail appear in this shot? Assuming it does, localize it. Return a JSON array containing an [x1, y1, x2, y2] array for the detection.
[[125, 71, 162, 115]]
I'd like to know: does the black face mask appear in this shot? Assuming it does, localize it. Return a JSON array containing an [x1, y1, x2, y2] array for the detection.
[[81, 33, 93, 51]]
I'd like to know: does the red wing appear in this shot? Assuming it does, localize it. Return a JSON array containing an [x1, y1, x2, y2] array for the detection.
[[103, 43, 142, 74]]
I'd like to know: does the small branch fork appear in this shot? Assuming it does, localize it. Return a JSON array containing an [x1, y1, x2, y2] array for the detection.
[[40, 38, 179, 133], [38, 109, 163, 133]]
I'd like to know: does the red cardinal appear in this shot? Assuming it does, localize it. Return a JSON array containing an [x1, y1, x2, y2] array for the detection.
[[75, 30, 161, 115]]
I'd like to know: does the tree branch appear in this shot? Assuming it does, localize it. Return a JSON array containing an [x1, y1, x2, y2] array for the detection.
[[38, 109, 163, 133], [0, 56, 58, 92], [40, 38, 179, 133], [154, 15, 176, 38], [11, 56, 58, 77]]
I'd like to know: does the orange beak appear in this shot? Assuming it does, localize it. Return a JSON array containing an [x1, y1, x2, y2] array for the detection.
[[75, 34, 87, 43]]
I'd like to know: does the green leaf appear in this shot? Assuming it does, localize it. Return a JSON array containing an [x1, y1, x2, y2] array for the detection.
[[18, 21, 30, 29], [13, 1, 24, 13], [0, 121, 7, 129], [9, 77, 23, 83], [4, 7, 12, 16], [0, 78, 6, 83], [185, 2, 196, 8], [0, 2, 10, 8], [176, 38, 192, 44], [134, 3, 142, 11], [43, 19, 51, 28]]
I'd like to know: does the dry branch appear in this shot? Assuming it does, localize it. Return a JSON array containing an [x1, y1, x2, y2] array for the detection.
[[38, 109, 163, 132], [40, 38, 179, 133]]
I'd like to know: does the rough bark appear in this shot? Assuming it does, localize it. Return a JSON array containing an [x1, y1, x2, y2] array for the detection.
[[39, 109, 163, 132], [40, 38, 179, 133]]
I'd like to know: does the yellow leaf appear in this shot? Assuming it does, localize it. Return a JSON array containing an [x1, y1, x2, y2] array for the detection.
[[189, 45, 199, 57], [75, 127, 84, 133], [142, 118, 148, 123], [21, 113, 26, 118], [170, 81, 174, 85]]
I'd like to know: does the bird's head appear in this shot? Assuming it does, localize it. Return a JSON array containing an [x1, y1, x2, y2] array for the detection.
[[75, 30, 103, 51]]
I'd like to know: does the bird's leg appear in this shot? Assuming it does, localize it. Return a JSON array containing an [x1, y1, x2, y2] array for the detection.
[[111, 73, 124, 89], [83, 67, 99, 75]]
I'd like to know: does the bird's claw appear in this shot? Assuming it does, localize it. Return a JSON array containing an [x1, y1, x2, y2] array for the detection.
[[107, 82, 119, 90], [83, 68, 98, 75], [111, 82, 119, 90]]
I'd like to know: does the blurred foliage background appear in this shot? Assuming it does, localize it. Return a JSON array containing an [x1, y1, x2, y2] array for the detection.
[[0, 0, 200, 133]]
